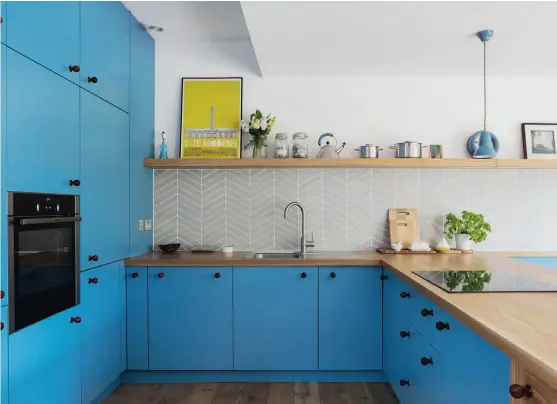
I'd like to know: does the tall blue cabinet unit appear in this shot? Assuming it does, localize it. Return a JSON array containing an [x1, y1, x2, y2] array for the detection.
[[0, 2, 155, 404]]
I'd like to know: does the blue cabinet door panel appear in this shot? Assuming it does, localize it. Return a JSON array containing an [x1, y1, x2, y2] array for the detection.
[[318, 267, 382, 370], [129, 18, 154, 256], [1, 306, 7, 404], [80, 1, 130, 111], [80, 90, 129, 270], [9, 306, 82, 404], [5, 1, 80, 83], [126, 266, 148, 370], [148, 267, 233, 370], [81, 262, 120, 404], [5, 48, 80, 194], [234, 267, 318, 371]]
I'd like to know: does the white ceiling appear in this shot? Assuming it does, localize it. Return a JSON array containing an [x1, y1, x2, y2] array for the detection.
[[125, 1, 557, 77], [242, 1, 557, 76], [123, 1, 250, 40]]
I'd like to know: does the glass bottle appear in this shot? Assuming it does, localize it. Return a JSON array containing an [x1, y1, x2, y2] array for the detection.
[[292, 132, 309, 158], [274, 133, 289, 158]]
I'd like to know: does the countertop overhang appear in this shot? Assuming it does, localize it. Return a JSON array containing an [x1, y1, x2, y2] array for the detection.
[[125, 250, 557, 388]]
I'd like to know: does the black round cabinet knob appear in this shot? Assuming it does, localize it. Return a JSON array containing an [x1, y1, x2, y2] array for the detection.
[[421, 357, 434, 366], [436, 321, 450, 331]]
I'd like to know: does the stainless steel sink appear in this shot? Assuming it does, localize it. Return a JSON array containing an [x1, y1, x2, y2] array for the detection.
[[246, 251, 364, 259]]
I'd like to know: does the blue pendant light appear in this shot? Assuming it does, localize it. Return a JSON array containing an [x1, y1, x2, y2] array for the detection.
[[467, 29, 499, 159]]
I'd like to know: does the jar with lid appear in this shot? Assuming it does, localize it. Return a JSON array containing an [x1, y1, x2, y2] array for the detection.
[[274, 133, 289, 158], [292, 132, 309, 158]]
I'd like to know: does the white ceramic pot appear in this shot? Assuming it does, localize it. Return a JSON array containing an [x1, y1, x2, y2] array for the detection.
[[456, 234, 472, 250]]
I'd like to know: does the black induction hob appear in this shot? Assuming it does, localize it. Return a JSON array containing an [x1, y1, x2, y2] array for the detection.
[[413, 270, 557, 293]]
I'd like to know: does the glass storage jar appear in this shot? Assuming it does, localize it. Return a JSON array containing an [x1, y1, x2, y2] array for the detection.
[[292, 132, 309, 158], [274, 133, 289, 158]]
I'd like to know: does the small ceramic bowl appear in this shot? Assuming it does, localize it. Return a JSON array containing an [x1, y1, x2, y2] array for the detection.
[[391, 242, 403, 252]]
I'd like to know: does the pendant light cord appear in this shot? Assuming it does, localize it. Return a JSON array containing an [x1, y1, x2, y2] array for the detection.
[[483, 40, 487, 132]]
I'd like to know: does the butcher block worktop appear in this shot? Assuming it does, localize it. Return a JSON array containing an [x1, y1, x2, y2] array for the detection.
[[125, 250, 557, 391]]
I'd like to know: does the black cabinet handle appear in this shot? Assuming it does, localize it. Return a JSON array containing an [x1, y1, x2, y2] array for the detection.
[[436, 321, 450, 331], [509, 384, 533, 399], [380, 274, 388, 281], [88, 76, 98, 84], [88, 277, 98, 284], [157, 273, 165, 279], [214, 272, 221, 279], [88, 255, 99, 262], [399, 330, 411, 338], [68, 65, 80, 72], [420, 357, 434, 366], [399, 380, 410, 387], [131, 272, 139, 278], [400, 291, 411, 299], [330, 272, 336, 278], [69, 179, 80, 186], [421, 308, 434, 317], [301, 272, 307, 278], [70, 316, 82, 324]]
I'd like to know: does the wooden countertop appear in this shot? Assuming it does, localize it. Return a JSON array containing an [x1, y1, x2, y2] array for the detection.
[[125, 250, 557, 387]]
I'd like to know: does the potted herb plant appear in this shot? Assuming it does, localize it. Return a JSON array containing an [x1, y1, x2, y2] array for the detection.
[[444, 210, 491, 250], [240, 110, 276, 158]]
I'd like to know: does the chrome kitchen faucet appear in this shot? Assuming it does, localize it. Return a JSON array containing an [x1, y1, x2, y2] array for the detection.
[[284, 202, 315, 254]]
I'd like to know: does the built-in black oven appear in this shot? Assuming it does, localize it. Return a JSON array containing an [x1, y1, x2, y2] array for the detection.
[[8, 192, 81, 333]]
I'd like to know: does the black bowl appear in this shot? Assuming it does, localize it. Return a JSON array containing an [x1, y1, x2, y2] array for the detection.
[[158, 243, 181, 253]]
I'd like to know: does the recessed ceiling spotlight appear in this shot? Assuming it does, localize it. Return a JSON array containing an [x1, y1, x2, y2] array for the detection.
[[143, 24, 163, 33]]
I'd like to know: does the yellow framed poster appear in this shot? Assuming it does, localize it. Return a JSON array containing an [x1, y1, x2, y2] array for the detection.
[[180, 77, 243, 159]]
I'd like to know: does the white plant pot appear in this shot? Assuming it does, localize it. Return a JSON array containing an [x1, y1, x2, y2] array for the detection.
[[456, 234, 472, 250]]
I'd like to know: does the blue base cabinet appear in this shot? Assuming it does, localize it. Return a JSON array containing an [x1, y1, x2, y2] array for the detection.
[[382, 269, 510, 404], [126, 266, 148, 370], [234, 267, 318, 371], [80, 89, 129, 271], [3, 1, 80, 83], [9, 306, 82, 404], [148, 267, 233, 370], [81, 262, 122, 404], [5, 47, 80, 194], [318, 266, 382, 370]]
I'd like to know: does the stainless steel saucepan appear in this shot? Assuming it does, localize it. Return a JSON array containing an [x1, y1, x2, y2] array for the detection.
[[390, 141, 428, 158], [355, 144, 383, 158]]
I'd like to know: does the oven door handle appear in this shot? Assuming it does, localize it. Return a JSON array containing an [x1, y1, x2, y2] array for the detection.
[[19, 216, 82, 225]]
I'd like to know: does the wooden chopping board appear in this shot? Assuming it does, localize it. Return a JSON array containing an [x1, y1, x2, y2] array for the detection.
[[388, 208, 419, 249]]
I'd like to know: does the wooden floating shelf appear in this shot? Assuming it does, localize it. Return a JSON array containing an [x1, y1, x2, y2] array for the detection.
[[144, 158, 557, 169]]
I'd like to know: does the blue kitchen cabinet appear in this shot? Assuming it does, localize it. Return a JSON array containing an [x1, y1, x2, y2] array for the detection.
[[126, 266, 148, 370], [5, 47, 80, 194], [9, 306, 82, 404], [81, 262, 121, 404], [318, 266, 382, 370], [80, 89, 129, 271], [129, 17, 155, 256], [148, 267, 233, 370], [234, 267, 318, 370], [1, 306, 7, 404], [80, 1, 130, 111], [3, 1, 80, 83], [118, 261, 127, 374]]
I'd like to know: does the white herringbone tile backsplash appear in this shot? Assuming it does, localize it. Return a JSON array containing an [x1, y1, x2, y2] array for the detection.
[[153, 168, 557, 251]]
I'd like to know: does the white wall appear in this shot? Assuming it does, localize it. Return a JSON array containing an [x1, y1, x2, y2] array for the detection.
[[154, 37, 557, 160]]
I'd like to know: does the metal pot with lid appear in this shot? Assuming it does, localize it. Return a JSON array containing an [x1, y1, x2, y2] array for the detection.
[[390, 141, 428, 158]]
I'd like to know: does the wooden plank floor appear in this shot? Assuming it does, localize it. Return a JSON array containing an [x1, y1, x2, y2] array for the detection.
[[103, 382, 399, 404]]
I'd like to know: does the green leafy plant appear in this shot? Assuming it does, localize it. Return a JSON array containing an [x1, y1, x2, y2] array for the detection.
[[444, 210, 491, 243]]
